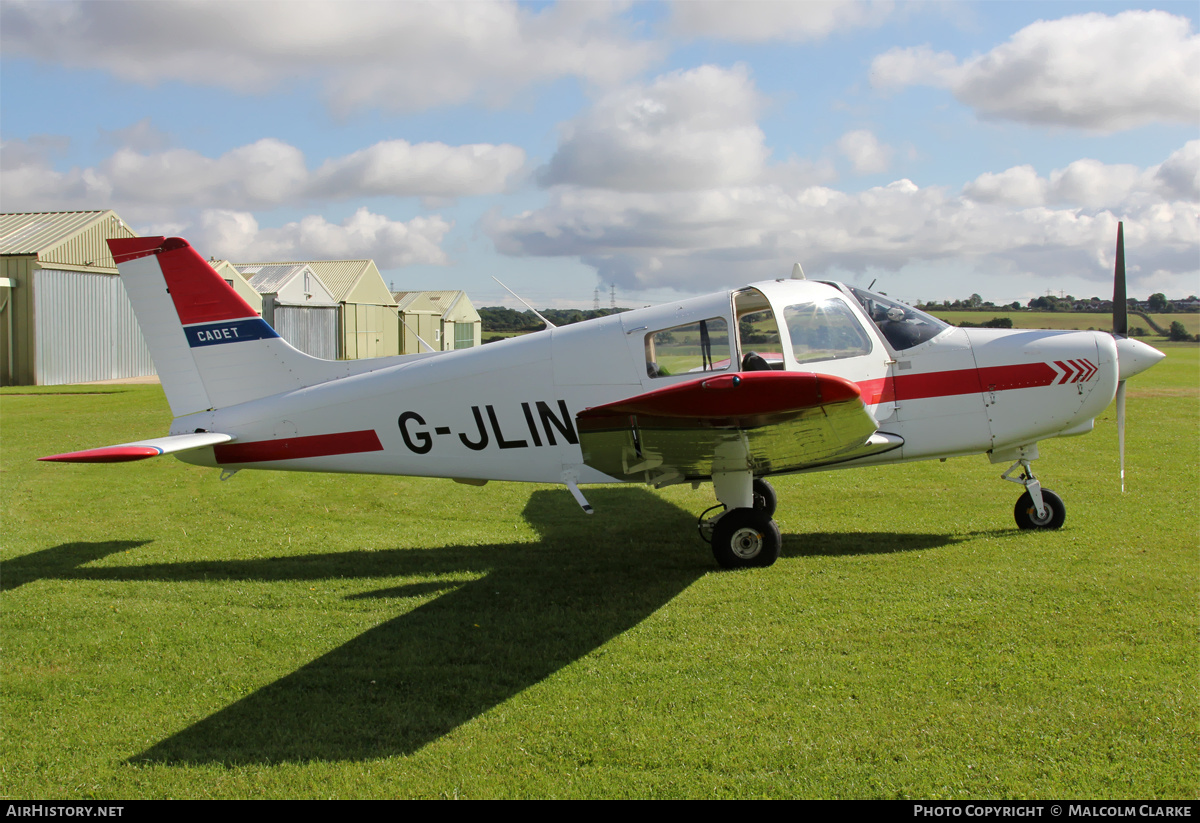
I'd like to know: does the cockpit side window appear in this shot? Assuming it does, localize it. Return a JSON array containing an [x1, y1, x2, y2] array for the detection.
[[784, 299, 873, 364], [645, 317, 730, 378], [843, 286, 949, 350]]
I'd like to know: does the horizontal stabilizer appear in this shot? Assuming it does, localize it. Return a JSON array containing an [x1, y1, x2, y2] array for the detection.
[[39, 432, 234, 464]]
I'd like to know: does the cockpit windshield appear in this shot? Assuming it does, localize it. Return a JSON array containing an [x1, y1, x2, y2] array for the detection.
[[841, 286, 949, 351]]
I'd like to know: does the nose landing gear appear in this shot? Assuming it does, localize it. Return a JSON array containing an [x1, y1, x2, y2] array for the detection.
[[1002, 458, 1066, 530]]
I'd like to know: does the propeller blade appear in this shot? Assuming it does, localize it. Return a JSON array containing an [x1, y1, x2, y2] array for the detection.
[[1116, 379, 1126, 493], [1113, 221, 1128, 336]]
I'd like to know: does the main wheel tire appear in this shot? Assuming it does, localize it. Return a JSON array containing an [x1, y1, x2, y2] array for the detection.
[[711, 508, 781, 569], [752, 478, 777, 518], [1014, 489, 1066, 530]]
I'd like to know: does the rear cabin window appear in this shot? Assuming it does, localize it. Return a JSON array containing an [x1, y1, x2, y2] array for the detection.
[[645, 317, 730, 378], [784, 299, 873, 364]]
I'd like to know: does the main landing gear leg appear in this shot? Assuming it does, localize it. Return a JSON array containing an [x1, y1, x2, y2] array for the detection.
[[700, 471, 781, 569], [1002, 459, 1066, 530]]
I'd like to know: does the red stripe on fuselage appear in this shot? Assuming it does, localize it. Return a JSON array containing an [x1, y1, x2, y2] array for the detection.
[[857, 363, 1061, 405], [214, 430, 383, 464]]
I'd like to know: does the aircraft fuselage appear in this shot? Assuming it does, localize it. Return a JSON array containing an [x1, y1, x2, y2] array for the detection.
[[172, 279, 1120, 484]]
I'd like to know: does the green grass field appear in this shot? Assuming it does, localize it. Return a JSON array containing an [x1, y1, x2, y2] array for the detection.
[[929, 311, 1200, 336], [2, 346, 1197, 799]]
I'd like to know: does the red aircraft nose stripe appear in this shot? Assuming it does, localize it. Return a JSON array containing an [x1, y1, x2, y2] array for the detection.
[[214, 430, 383, 464], [857, 363, 1070, 403], [1050, 359, 1097, 385]]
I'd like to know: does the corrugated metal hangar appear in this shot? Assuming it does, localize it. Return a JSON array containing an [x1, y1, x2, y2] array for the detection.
[[1, 211, 486, 385], [393, 290, 481, 352], [235, 257, 403, 359], [237, 263, 340, 359], [0, 211, 153, 386]]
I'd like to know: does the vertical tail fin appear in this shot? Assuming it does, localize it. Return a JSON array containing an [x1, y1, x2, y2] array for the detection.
[[109, 237, 342, 415]]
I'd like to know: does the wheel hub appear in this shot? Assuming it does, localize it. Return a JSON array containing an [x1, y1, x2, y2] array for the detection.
[[1026, 503, 1054, 526], [729, 527, 764, 559]]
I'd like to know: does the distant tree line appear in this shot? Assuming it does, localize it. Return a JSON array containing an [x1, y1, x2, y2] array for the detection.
[[918, 293, 1199, 313], [481, 298, 1198, 344], [956, 317, 1014, 329], [480, 306, 629, 333]]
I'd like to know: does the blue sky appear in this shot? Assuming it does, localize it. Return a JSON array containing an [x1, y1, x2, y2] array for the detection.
[[2, 0, 1196, 308]]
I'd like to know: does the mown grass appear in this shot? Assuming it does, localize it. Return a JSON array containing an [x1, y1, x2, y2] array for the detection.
[[2, 346, 1196, 799], [929, 311, 1200, 336]]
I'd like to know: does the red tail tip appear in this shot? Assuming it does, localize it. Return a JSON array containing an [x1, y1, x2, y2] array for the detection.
[[107, 236, 193, 265]]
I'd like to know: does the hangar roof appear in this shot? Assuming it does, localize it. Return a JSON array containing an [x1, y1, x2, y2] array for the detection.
[[235, 258, 395, 306], [0, 211, 134, 269], [393, 289, 480, 323]]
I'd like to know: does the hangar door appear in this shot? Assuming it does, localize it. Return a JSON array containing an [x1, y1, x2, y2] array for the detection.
[[273, 304, 340, 360], [33, 269, 154, 385]]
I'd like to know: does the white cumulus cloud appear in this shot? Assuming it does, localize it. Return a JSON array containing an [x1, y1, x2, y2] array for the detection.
[[488, 143, 1199, 295], [0, 135, 526, 214], [1155, 141, 1200, 201], [0, 0, 659, 114], [669, 0, 895, 42], [311, 140, 526, 200], [963, 142, 1200, 209], [538, 64, 769, 191], [871, 10, 1200, 131], [961, 165, 1048, 208], [189, 207, 452, 269], [104, 140, 309, 208], [837, 130, 891, 175]]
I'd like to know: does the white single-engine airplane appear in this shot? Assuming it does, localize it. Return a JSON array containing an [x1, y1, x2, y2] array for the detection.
[[42, 226, 1164, 568]]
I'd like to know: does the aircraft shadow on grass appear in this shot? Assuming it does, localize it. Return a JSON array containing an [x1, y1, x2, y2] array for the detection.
[[1, 540, 151, 591], [8, 488, 963, 765]]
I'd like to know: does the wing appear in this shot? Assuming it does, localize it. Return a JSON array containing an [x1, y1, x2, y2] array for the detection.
[[39, 432, 234, 463], [576, 371, 901, 485]]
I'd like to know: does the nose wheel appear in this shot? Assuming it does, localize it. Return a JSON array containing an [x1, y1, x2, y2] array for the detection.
[[1014, 489, 1066, 530], [1002, 458, 1066, 530]]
